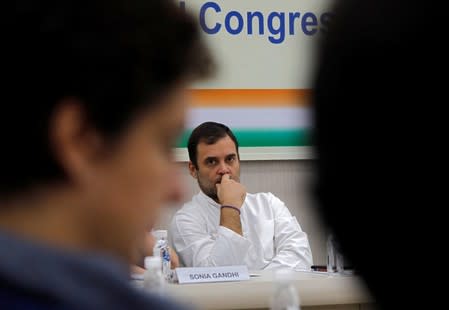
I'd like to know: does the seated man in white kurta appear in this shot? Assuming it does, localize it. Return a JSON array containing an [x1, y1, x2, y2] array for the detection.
[[170, 122, 313, 270]]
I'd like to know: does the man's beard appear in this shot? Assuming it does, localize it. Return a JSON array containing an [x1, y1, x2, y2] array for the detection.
[[197, 174, 240, 203], [197, 179, 219, 202]]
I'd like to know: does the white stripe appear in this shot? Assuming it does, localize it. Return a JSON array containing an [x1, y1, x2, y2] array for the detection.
[[174, 146, 315, 161], [186, 107, 311, 129]]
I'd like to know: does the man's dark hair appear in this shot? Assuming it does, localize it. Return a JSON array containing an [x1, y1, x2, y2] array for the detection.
[[187, 122, 239, 168], [1, 0, 212, 196]]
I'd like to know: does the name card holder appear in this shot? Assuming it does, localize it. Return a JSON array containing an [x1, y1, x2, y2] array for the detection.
[[175, 265, 250, 284]]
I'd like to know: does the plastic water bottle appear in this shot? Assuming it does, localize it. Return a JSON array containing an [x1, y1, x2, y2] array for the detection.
[[143, 256, 165, 295], [152, 230, 172, 281], [270, 269, 300, 310], [327, 234, 336, 273], [327, 233, 344, 273]]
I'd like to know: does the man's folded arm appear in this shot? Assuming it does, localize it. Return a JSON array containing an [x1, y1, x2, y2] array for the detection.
[[264, 195, 313, 270], [170, 214, 251, 267], [264, 217, 313, 270]]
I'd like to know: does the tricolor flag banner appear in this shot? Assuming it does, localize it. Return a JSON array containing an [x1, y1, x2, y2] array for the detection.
[[178, 89, 311, 148]]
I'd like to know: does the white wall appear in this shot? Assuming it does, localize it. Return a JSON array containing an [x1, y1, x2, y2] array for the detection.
[[157, 159, 327, 265]]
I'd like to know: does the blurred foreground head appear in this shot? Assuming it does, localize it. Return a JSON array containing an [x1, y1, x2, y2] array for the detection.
[[0, 0, 211, 262], [314, 0, 444, 309]]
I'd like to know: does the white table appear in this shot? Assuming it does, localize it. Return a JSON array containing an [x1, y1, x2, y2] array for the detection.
[[163, 269, 376, 310]]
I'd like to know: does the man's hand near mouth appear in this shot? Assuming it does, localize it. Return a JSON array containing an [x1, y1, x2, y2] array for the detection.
[[216, 174, 246, 235]]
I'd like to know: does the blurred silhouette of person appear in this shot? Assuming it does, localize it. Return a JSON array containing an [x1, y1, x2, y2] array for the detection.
[[0, 0, 211, 308], [313, 0, 444, 309]]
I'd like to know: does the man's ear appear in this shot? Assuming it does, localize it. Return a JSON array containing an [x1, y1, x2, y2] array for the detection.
[[49, 98, 103, 186], [188, 161, 198, 179]]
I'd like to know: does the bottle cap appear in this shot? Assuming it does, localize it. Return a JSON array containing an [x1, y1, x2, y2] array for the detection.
[[152, 230, 168, 240], [144, 256, 162, 270]]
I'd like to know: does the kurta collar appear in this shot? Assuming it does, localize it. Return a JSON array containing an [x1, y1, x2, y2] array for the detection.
[[198, 190, 222, 209]]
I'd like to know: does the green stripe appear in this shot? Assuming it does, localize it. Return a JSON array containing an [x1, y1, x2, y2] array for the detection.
[[176, 128, 311, 148]]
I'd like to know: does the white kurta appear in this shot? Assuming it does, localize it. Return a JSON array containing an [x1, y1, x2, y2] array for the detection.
[[169, 191, 313, 270]]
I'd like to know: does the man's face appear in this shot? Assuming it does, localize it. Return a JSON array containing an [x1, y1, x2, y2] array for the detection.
[[190, 135, 240, 201]]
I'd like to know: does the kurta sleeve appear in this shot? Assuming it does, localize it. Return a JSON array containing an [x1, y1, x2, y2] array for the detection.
[[170, 212, 252, 267], [264, 194, 313, 270]]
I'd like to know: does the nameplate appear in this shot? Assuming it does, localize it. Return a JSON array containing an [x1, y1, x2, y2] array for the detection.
[[175, 265, 249, 284]]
